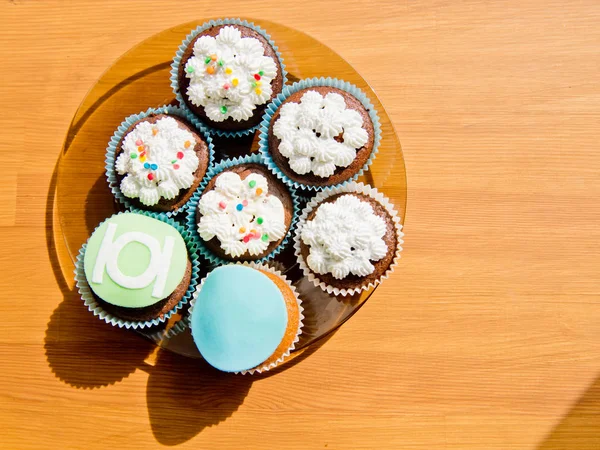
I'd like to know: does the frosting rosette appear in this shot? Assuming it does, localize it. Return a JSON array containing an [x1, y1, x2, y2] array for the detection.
[[184, 26, 277, 123], [197, 172, 287, 258], [300, 194, 388, 279], [294, 182, 403, 296], [273, 90, 369, 178], [115, 117, 200, 206]]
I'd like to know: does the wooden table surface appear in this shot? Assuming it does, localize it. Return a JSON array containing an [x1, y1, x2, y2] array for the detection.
[[2, 1, 599, 449]]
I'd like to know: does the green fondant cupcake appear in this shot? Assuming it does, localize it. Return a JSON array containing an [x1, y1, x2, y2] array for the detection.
[[75, 212, 200, 329]]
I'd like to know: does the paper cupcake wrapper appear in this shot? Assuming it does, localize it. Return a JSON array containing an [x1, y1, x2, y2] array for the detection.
[[170, 18, 288, 138], [105, 105, 215, 219], [293, 181, 404, 296], [184, 153, 300, 266], [188, 262, 304, 375], [258, 77, 382, 191], [74, 210, 202, 330], [143, 314, 189, 342]]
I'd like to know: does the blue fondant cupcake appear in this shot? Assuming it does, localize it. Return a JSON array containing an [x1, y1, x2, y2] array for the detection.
[[190, 263, 303, 374]]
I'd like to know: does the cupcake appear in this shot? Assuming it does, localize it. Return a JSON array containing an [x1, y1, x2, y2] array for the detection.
[[187, 155, 298, 264], [190, 263, 303, 374], [174, 21, 285, 133], [261, 79, 380, 189], [76, 212, 199, 328], [109, 109, 212, 214], [294, 182, 403, 296]]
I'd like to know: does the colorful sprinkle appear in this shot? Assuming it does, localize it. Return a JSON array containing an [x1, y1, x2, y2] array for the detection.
[[206, 65, 215, 74], [259, 70, 264, 76], [204, 56, 211, 64], [135, 139, 143, 146], [147, 173, 154, 181], [250, 229, 257, 234], [239, 227, 246, 234], [232, 78, 239, 87], [261, 233, 269, 242], [186, 66, 195, 73], [256, 81, 262, 87], [219, 201, 227, 209], [242, 199, 248, 207], [140, 155, 147, 163], [254, 231, 261, 239], [210, 54, 217, 61], [130, 153, 137, 159], [150, 163, 158, 170], [171, 159, 177, 164], [251, 81, 257, 88], [256, 188, 263, 196], [223, 84, 230, 90], [220, 105, 228, 114], [243, 235, 250, 243], [218, 59, 224, 66], [184, 140, 191, 148], [139, 151, 146, 157], [173, 164, 180, 170], [152, 128, 158, 136], [236, 203, 243, 211], [144, 162, 151, 169], [255, 88, 262, 95], [177, 151, 184, 159], [225, 67, 232, 75], [257, 217, 263, 225], [249, 180, 256, 188], [254, 73, 261, 81], [137, 145, 145, 152]]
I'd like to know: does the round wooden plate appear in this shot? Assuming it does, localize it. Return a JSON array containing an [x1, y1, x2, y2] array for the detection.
[[53, 19, 407, 365]]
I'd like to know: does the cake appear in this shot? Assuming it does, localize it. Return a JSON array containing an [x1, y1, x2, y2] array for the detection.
[[176, 23, 285, 132], [80, 212, 196, 324], [190, 264, 302, 373], [112, 112, 211, 213], [265, 85, 376, 188], [295, 183, 403, 294], [194, 162, 296, 262]]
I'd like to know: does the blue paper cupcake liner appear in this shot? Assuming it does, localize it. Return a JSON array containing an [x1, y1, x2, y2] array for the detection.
[[184, 153, 300, 267], [170, 18, 288, 138], [258, 77, 382, 191], [74, 210, 202, 330], [105, 105, 215, 219]]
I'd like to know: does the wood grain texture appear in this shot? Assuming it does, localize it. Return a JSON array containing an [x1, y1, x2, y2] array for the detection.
[[1, 0, 600, 449]]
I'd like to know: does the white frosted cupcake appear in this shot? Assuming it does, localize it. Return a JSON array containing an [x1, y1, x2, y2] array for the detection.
[[173, 20, 286, 134], [294, 182, 403, 296], [107, 107, 213, 214]]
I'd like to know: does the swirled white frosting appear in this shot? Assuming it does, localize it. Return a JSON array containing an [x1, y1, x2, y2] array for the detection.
[[115, 117, 200, 206], [184, 26, 278, 123], [198, 171, 286, 257], [301, 195, 388, 279], [273, 90, 369, 178]]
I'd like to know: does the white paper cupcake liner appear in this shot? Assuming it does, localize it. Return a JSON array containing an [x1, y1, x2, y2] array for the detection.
[[184, 153, 300, 266], [74, 211, 202, 330], [105, 105, 215, 218], [170, 18, 288, 138], [293, 181, 403, 296], [188, 262, 304, 375], [258, 77, 382, 191]]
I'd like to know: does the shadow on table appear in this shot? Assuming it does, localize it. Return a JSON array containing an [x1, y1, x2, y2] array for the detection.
[[44, 289, 156, 389], [145, 332, 333, 445], [537, 375, 600, 450]]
